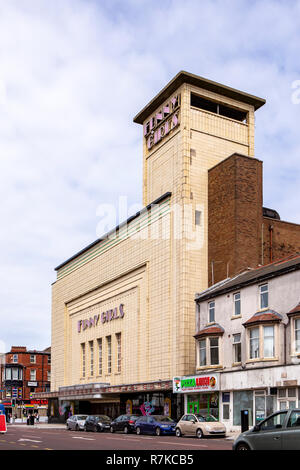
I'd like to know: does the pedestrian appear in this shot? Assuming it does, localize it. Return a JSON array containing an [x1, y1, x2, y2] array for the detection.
[[35, 412, 39, 423]]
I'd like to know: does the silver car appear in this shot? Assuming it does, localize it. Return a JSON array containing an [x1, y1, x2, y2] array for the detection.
[[66, 414, 88, 431], [175, 413, 226, 438], [233, 409, 300, 450]]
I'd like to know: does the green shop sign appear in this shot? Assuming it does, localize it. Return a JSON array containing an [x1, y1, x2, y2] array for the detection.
[[173, 374, 219, 393]]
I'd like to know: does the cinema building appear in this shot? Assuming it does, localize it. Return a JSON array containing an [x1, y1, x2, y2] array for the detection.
[[38, 71, 300, 422]]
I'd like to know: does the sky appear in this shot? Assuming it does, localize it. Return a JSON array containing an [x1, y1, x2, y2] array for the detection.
[[0, 0, 300, 352]]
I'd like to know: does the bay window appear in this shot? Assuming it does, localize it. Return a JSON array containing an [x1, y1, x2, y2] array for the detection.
[[210, 337, 219, 365], [295, 319, 300, 353], [249, 327, 260, 359], [197, 336, 221, 368], [248, 324, 276, 361], [263, 325, 275, 358], [199, 339, 206, 366]]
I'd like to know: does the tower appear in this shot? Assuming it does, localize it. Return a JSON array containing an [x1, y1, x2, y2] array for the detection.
[[134, 71, 265, 375]]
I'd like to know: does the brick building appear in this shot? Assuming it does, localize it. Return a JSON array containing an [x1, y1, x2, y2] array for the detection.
[[37, 71, 300, 422], [0, 346, 51, 419], [208, 153, 300, 286]]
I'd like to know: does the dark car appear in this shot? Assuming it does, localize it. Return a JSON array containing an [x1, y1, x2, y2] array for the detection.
[[233, 409, 300, 450], [110, 414, 140, 434], [84, 415, 111, 432], [135, 415, 177, 436]]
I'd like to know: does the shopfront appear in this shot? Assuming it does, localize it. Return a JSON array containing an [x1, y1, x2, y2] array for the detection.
[[173, 374, 220, 420], [119, 391, 184, 422]]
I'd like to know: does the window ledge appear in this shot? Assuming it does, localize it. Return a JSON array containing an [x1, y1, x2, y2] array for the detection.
[[231, 315, 242, 320], [231, 362, 242, 367], [246, 357, 278, 364], [196, 365, 223, 371]]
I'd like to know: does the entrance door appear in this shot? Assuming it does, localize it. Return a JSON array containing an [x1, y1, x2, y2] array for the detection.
[[255, 394, 266, 424], [187, 401, 199, 414], [187, 394, 219, 420]]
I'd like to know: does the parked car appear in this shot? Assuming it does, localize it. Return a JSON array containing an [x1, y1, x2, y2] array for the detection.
[[66, 415, 88, 431], [233, 409, 300, 450], [175, 413, 226, 438], [135, 415, 177, 436], [110, 414, 140, 434], [84, 415, 112, 432]]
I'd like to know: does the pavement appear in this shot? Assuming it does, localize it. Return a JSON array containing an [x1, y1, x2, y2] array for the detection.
[[9, 422, 66, 429]]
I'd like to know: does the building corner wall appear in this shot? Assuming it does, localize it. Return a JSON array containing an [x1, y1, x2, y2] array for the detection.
[[208, 153, 263, 285]]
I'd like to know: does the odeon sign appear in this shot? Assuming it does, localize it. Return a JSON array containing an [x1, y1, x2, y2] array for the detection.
[[144, 94, 180, 150], [77, 304, 125, 333]]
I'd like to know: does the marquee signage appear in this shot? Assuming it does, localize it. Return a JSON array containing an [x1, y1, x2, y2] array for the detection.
[[104, 380, 172, 394], [77, 304, 125, 333], [144, 94, 181, 150], [173, 374, 219, 393], [30, 400, 48, 406]]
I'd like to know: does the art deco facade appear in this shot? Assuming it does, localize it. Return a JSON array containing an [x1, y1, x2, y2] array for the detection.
[[43, 71, 300, 421]]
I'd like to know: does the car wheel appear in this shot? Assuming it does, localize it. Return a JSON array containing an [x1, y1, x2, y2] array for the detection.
[[155, 427, 161, 436], [66, 424, 70, 430], [175, 428, 182, 437], [196, 428, 203, 439], [110, 426, 114, 433], [136, 427, 142, 435], [124, 426, 129, 434], [235, 442, 250, 451]]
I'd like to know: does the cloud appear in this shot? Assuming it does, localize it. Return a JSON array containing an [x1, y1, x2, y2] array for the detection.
[[0, 0, 300, 349]]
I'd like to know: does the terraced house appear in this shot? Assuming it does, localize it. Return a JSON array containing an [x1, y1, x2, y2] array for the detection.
[[188, 255, 300, 431], [37, 71, 300, 422]]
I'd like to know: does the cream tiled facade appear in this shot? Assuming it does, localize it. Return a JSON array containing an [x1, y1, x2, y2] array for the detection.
[[51, 72, 265, 413]]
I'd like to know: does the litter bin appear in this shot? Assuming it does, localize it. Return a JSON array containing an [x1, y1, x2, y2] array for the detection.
[[29, 415, 35, 426]]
